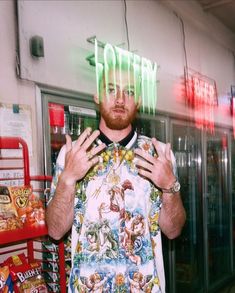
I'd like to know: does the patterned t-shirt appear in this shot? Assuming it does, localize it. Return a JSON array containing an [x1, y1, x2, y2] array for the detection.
[[49, 132, 177, 293]]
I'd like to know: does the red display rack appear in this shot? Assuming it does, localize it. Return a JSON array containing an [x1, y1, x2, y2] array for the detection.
[[0, 136, 66, 292]]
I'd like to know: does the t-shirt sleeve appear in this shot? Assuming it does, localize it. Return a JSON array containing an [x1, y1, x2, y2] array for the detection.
[[157, 141, 178, 179], [170, 149, 178, 179], [47, 145, 66, 205]]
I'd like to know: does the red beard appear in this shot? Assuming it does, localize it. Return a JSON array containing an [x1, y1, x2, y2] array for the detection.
[[100, 104, 138, 130]]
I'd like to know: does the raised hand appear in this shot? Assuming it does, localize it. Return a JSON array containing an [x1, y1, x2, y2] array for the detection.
[[134, 137, 176, 190], [62, 128, 106, 185]]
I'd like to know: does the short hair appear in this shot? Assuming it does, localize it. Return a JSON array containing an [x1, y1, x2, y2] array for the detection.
[[96, 46, 141, 104], [95, 42, 157, 114]]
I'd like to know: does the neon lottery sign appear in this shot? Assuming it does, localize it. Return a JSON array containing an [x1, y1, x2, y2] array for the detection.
[[95, 39, 157, 114]]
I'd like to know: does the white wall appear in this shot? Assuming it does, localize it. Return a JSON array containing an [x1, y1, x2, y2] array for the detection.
[[0, 0, 235, 174], [0, 0, 39, 175]]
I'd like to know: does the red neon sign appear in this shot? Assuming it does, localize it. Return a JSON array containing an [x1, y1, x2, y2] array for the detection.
[[185, 68, 218, 133], [231, 86, 235, 138]]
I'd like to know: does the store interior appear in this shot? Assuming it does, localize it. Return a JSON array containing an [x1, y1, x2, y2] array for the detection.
[[0, 0, 235, 292]]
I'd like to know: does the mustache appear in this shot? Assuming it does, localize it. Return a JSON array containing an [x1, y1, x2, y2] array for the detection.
[[112, 106, 127, 110]]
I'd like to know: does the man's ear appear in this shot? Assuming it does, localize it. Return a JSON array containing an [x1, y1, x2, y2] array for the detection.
[[94, 94, 100, 105], [136, 96, 142, 109]]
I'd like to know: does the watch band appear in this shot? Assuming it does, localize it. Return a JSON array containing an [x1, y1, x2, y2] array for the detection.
[[161, 180, 181, 194]]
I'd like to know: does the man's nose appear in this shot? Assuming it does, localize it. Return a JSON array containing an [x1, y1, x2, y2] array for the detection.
[[115, 89, 125, 105]]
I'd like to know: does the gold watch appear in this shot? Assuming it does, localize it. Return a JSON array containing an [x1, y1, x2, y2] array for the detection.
[[161, 180, 181, 194]]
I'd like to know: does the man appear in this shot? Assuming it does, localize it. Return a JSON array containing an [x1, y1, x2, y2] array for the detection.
[[46, 61, 186, 292]]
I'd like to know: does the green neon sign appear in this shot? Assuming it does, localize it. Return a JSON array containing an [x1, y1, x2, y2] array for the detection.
[[95, 39, 157, 114]]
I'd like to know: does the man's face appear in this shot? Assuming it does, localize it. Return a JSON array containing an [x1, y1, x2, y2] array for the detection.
[[98, 69, 140, 130]]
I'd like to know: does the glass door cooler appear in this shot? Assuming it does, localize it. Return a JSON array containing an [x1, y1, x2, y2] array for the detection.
[[40, 91, 99, 176], [39, 91, 99, 290], [170, 121, 204, 293], [37, 88, 235, 292], [169, 121, 232, 293]]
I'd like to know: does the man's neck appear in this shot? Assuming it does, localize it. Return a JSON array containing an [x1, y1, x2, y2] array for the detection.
[[99, 119, 132, 143]]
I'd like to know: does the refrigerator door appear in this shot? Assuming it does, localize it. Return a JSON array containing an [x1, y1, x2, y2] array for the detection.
[[40, 91, 99, 291], [231, 137, 235, 272], [205, 129, 231, 290], [134, 113, 167, 142], [171, 120, 204, 293], [41, 92, 98, 176]]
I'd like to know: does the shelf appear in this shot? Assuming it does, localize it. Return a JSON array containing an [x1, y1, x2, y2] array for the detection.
[[0, 225, 48, 245]]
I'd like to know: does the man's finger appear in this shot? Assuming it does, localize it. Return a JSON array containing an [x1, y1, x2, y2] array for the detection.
[[137, 168, 152, 180], [82, 129, 101, 151], [89, 156, 99, 167], [135, 159, 153, 172], [165, 143, 171, 161], [65, 134, 72, 153], [88, 143, 106, 159], [134, 149, 155, 164], [73, 127, 92, 151], [152, 138, 164, 158]]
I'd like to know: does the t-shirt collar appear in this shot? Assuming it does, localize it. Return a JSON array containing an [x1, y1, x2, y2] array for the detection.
[[97, 127, 137, 149]]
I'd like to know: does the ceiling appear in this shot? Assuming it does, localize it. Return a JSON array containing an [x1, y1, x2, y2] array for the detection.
[[196, 0, 235, 34]]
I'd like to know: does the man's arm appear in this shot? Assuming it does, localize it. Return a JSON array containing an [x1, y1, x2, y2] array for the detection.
[[158, 191, 186, 239], [46, 128, 106, 240], [46, 173, 76, 240], [134, 137, 186, 239]]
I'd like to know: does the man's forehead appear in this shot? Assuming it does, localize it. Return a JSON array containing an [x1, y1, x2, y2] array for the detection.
[[106, 68, 135, 83]]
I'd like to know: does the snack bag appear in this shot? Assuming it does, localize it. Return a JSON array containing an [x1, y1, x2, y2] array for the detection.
[[8, 186, 45, 227], [0, 186, 23, 231], [0, 265, 13, 293], [5, 254, 48, 293], [4, 254, 28, 268], [11, 262, 48, 293], [26, 192, 45, 226]]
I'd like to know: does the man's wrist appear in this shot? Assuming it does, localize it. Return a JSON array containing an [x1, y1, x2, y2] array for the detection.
[[59, 171, 77, 187], [161, 179, 181, 194]]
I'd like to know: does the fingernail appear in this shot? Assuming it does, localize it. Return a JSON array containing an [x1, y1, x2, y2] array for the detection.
[[87, 127, 92, 134]]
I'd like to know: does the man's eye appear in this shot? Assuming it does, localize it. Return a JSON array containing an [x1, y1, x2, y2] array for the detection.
[[124, 89, 135, 96], [108, 88, 116, 95]]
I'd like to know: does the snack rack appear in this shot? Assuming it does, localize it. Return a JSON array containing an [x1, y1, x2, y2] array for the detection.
[[0, 136, 66, 292]]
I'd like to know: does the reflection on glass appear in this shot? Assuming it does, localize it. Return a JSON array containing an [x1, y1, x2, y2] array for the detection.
[[50, 111, 99, 172], [134, 117, 166, 141], [206, 132, 230, 287], [134, 118, 152, 137], [77, 117, 82, 136], [232, 139, 235, 272], [172, 124, 204, 293], [61, 112, 70, 135]]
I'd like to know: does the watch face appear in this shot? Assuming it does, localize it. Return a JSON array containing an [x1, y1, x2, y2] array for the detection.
[[173, 181, 181, 193]]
